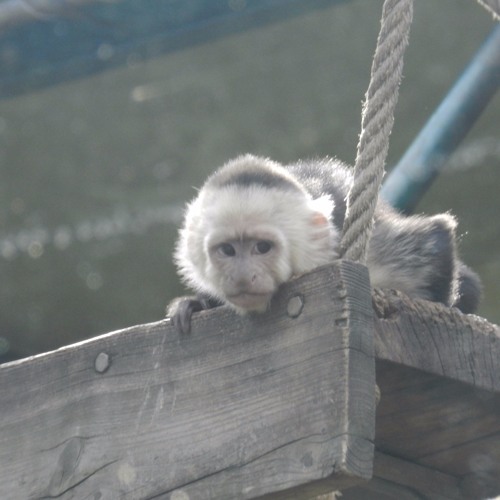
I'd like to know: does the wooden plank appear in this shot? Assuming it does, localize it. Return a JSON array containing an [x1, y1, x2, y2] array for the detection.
[[0, 261, 375, 500], [3, 263, 499, 499], [374, 361, 500, 499], [372, 288, 500, 391], [373, 452, 464, 499], [350, 287, 500, 499], [342, 452, 464, 500]]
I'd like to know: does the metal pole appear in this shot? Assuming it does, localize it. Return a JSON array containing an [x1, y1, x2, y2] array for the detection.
[[381, 24, 500, 212]]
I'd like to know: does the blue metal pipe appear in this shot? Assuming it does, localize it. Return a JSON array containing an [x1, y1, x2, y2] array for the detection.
[[381, 24, 500, 212]]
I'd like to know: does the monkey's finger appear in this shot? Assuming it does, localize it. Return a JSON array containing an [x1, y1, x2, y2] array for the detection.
[[175, 298, 207, 334], [174, 311, 192, 335]]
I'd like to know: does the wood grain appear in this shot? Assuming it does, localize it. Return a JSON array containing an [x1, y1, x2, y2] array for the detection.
[[372, 288, 500, 391], [0, 261, 375, 500], [370, 289, 500, 499], [374, 361, 500, 499], [2, 263, 499, 499]]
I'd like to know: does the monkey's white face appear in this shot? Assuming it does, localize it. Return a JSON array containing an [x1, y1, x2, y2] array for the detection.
[[174, 161, 339, 314], [206, 231, 291, 313]]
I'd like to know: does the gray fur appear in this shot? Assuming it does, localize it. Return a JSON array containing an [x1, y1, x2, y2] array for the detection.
[[169, 155, 481, 333], [288, 157, 479, 308]]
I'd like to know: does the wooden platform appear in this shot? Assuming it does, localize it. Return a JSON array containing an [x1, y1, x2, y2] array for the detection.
[[346, 287, 500, 500], [0, 261, 498, 499]]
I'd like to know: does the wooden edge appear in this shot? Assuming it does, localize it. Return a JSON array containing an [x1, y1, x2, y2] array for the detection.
[[0, 261, 376, 500], [342, 451, 464, 500], [372, 288, 500, 392]]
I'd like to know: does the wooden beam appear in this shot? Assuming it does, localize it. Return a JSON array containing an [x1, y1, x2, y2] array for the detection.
[[371, 291, 500, 499], [0, 261, 375, 500], [372, 287, 500, 392], [374, 361, 500, 499], [343, 452, 464, 500], [2, 262, 499, 499]]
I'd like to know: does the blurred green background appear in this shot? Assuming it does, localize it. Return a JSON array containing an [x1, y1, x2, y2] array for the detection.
[[0, 0, 498, 361]]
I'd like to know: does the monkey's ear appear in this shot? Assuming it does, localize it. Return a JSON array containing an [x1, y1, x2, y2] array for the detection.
[[309, 195, 334, 224], [311, 212, 329, 227]]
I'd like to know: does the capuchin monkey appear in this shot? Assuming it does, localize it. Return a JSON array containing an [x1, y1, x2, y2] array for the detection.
[[168, 154, 481, 334]]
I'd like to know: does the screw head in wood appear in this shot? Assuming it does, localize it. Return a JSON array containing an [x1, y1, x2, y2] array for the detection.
[[94, 352, 110, 373], [287, 295, 304, 318]]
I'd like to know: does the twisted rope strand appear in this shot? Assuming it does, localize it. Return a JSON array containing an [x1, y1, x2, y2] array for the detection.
[[340, 0, 413, 263], [476, 0, 500, 19]]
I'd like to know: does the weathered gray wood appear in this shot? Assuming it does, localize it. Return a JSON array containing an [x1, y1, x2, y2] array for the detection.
[[2, 263, 499, 500], [373, 288, 500, 391], [343, 452, 464, 500], [370, 288, 500, 498], [372, 452, 464, 499], [340, 287, 500, 500], [374, 361, 500, 499], [0, 261, 375, 500]]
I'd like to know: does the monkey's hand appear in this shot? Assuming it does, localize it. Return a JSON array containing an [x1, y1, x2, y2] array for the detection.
[[166, 294, 223, 334]]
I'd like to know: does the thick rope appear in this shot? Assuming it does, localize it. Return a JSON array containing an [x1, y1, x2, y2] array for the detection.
[[340, 0, 413, 263], [477, 0, 500, 19]]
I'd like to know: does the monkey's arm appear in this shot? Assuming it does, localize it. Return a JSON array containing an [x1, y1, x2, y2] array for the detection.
[[167, 294, 223, 334]]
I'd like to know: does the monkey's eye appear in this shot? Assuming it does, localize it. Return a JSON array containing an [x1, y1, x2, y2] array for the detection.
[[255, 240, 273, 254], [218, 243, 236, 257]]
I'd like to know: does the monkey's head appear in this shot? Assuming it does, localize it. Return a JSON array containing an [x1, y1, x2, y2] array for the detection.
[[174, 155, 340, 313]]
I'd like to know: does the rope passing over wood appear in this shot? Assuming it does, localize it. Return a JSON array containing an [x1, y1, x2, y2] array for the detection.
[[340, 0, 413, 263]]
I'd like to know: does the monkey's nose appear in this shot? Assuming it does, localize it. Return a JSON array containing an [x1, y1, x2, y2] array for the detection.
[[232, 273, 257, 291]]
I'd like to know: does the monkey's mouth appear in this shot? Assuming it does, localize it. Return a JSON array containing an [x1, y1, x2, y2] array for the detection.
[[227, 292, 271, 311]]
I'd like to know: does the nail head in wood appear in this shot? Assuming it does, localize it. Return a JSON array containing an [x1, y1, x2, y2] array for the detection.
[[287, 294, 304, 318], [94, 352, 110, 373]]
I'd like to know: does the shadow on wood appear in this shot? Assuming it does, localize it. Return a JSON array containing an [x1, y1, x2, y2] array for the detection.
[[344, 288, 500, 500], [0, 261, 375, 500]]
